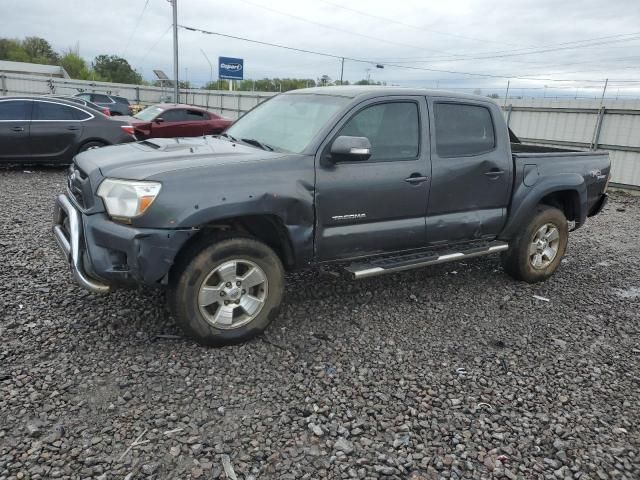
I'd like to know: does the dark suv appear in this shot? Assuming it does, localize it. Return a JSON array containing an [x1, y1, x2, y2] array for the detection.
[[74, 92, 131, 116]]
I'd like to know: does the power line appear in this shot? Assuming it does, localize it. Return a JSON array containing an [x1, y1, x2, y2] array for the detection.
[[178, 24, 640, 84], [314, 0, 527, 48], [122, 0, 152, 57], [210, 0, 640, 72], [237, 0, 635, 64], [372, 33, 640, 64], [234, 0, 461, 56], [137, 24, 172, 64], [315, 0, 640, 67]]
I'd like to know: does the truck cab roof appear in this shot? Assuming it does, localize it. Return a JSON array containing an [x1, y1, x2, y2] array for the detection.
[[286, 86, 495, 103]]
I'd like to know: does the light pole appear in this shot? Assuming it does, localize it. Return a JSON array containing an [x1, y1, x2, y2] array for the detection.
[[200, 49, 213, 88], [170, 0, 179, 103]]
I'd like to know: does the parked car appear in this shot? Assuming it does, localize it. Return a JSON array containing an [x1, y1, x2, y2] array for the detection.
[[47, 95, 112, 116], [53, 87, 610, 346], [73, 92, 131, 116], [128, 104, 233, 139], [0, 96, 136, 164]]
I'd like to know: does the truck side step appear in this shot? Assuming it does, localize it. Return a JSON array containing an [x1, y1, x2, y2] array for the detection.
[[344, 241, 509, 279]]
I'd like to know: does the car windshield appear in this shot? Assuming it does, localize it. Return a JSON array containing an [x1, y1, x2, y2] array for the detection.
[[134, 105, 164, 122], [226, 94, 350, 153]]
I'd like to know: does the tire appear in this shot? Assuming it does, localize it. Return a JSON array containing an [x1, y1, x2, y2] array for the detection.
[[78, 141, 106, 153], [169, 236, 285, 346], [501, 205, 568, 283]]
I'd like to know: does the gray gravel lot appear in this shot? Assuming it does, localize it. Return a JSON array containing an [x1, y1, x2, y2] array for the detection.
[[1, 168, 639, 480]]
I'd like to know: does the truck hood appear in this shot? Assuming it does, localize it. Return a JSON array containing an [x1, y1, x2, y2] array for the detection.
[[75, 136, 285, 180]]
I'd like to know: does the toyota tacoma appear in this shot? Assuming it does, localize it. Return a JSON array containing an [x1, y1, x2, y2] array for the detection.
[[53, 87, 610, 345]]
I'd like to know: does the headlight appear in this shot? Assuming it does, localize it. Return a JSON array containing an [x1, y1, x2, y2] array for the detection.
[[97, 178, 161, 221]]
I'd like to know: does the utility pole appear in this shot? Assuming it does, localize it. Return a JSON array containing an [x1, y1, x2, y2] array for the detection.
[[171, 0, 179, 103], [599, 78, 608, 107], [503, 80, 510, 107], [200, 49, 213, 88], [340, 57, 344, 85]]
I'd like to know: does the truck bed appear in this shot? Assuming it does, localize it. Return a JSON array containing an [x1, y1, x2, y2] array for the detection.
[[510, 142, 582, 154], [509, 143, 610, 229]]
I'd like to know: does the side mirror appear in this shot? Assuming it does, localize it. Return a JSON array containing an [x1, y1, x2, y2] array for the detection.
[[155, 117, 165, 124], [330, 136, 371, 162]]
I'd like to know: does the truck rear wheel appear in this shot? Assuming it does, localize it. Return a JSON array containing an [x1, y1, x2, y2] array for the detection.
[[169, 236, 284, 346], [501, 205, 568, 283]]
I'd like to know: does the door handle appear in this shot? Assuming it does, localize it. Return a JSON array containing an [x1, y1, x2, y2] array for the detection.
[[11, 126, 24, 132], [484, 169, 505, 177], [404, 175, 429, 184], [67, 125, 80, 131]]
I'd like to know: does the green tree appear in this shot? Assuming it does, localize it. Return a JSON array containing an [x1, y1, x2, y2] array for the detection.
[[0, 38, 30, 62], [59, 50, 91, 79], [318, 75, 332, 86], [92, 54, 142, 84], [204, 79, 230, 90], [354, 79, 383, 86], [204, 78, 316, 92], [22, 36, 58, 64]]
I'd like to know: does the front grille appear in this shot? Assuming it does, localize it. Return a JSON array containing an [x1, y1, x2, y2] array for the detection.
[[67, 163, 89, 209]]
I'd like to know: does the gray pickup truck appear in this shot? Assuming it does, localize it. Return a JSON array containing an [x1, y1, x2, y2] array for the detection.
[[53, 87, 610, 346]]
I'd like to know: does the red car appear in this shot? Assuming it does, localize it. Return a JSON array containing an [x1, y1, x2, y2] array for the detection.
[[128, 104, 232, 139]]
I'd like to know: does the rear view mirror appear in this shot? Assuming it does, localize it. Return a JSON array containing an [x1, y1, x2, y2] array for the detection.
[[330, 136, 371, 162], [155, 117, 164, 123]]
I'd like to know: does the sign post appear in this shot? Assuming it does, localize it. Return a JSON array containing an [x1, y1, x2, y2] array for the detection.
[[218, 57, 244, 93]]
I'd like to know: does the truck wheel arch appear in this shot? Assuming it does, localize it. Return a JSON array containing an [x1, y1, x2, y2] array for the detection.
[[501, 174, 587, 240], [539, 190, 581, 222], [172, 214, 296, 274]]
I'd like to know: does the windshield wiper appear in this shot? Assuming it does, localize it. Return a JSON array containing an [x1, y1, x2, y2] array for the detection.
[[220, 132, 238, 142], [240, 138, 274, 152]]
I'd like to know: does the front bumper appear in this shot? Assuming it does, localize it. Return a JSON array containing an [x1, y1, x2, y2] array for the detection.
[[53, 194, 197, 293], [53, 194, 110, 293]]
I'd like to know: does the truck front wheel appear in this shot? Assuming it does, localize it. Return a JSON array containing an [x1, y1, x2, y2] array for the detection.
[[501, 205, 568, 283], [169, 237, 285, 346]]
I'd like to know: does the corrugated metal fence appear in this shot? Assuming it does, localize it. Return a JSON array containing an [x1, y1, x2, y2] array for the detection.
[[0, 72, 275, 120], [501, 98, 640, 188], [2, 72, 639, 187]]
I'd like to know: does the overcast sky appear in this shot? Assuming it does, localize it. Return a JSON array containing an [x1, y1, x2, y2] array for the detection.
[[2, 0, 639, 98]]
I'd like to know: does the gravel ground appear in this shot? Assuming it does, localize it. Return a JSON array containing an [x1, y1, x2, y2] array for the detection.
[[0, 167, 639, 480]]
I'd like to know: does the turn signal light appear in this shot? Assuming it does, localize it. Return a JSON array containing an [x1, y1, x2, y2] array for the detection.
[[121, 125, 136, 138]]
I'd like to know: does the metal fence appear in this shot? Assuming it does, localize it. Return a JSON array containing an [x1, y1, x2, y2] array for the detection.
[[2, 72, 639, 187], [501, 98, 640, 188], [0, 72, 275, 119]]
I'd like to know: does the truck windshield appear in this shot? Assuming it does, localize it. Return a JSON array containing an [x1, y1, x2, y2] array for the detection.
[[226, 94, 350, 153]]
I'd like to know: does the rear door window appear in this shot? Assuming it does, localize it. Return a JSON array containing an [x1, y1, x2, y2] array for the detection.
[[434, 103, 495, 157], [92, 94, 112, 103], [186, 109, 207, 121], [0, 100, 32, 120], [162, 109, 188, 122], [33, 101, 91, 121]]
